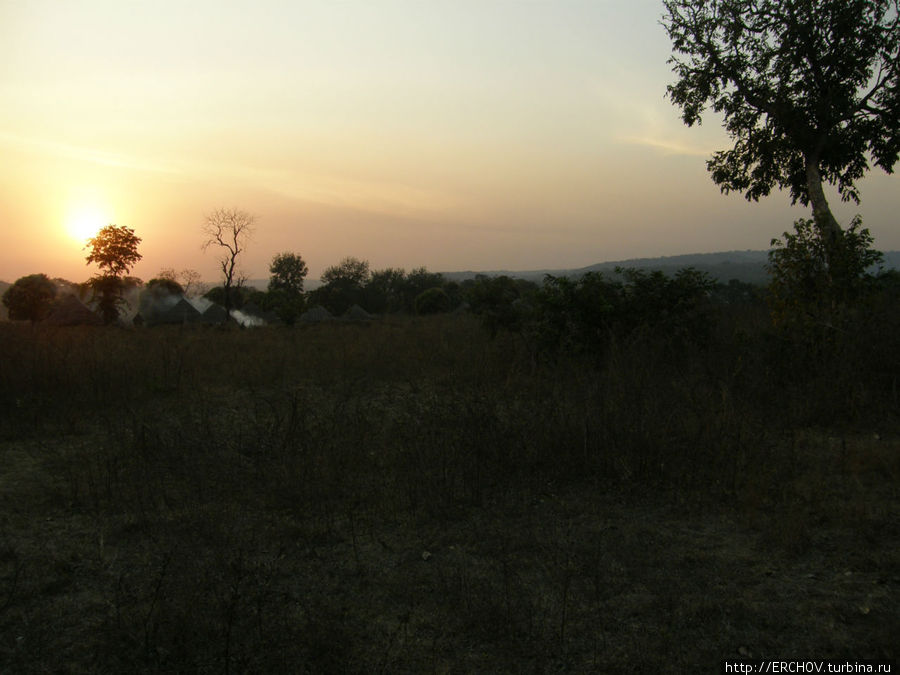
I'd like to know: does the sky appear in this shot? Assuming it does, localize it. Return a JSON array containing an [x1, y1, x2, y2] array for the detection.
[[1, 0, 897, 284]]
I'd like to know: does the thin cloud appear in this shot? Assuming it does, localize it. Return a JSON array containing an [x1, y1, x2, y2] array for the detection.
[[0, 130, 459, 218], [619, 135, 716, 157], [0, 131, 181, 174]]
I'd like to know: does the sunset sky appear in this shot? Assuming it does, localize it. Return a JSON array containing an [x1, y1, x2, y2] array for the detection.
[[2, 0, 898, 284]]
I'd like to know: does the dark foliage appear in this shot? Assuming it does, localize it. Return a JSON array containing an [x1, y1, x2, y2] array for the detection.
[[204, 285, 252, 311], [85, 225, 143, 279], [85, 225, 143, 324], [363, 268, 407, 314], [2, 273, 57, 323], [268, 252, 308, 295], [664, 0, 900, 276], [145, 277, 185, 296], [463, 275, 538, 336], [528, 267, 716, 357], [310, 257, 370, 315], [664, 0, 900, 207], [414, 286, 451, 314], [267, 252, 308, 325], [768, 216, 884, 329]]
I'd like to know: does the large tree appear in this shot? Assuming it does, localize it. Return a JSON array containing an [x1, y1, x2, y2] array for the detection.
[[2, 273, 58, 323], [311, 257, 371, 315], [663, 0, 900, 265], [267, 252, 308, 324], [320, 257, 370, 288], [85, 225, 143, 323], [201, 208, 254, 321], [268, 252, 309, 295]]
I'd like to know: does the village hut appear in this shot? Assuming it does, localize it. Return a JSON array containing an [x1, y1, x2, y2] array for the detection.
[[43, 294, 103, 326], [200, 302, 228, 324], [298, 305, 333, 323], [343, 304, 373, 321], [152, 298, 202, 325]]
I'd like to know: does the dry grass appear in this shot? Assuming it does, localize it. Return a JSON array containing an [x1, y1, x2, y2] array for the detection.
[[0, 315, 897, 672]]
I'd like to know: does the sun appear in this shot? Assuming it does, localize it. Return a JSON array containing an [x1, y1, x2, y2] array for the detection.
[[65, 206, 110, 244]]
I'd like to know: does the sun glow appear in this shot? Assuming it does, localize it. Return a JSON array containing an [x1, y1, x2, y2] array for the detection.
[[65, 205, 110, 244]]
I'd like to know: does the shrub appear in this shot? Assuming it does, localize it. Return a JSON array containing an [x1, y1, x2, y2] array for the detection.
[[463, 275, 537, 336], [768, 216, 883, 329], [2, 273, 58, 323], [528, 267, 716, 358], [414, 287, 451, 314]]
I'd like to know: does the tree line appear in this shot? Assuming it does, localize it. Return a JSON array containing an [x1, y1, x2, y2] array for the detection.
[[4, 0, 898, 338]]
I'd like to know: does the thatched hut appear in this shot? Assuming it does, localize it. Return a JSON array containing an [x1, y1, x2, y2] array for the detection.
[[152, 298, 201, 325], [343, 304, 373, 321], [298, 305, 333, 323], [43, 294, 103, 326], [200, 302, 228, 324]]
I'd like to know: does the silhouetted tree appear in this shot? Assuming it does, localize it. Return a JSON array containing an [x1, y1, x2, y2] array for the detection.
[[464, 275, 536, 336], [312, 257, 371, 315], [179, 269, 206, 298], [768, 216, 883, 327], [321, 257, 370, 287], [268, 252, 308, 324], [85, 225, 143, 323], [404, 267, 446, 312], [204, 285, 250, 311], [663, 0, 900, 273], [201, 208, 254, 323], [268, 252, 308, 294], [415, 287, 451, 314], [146, 276, 185, 296], [365, 268, 407, 313], [2, 273, 58, 323], [157, 267, 205, 298]]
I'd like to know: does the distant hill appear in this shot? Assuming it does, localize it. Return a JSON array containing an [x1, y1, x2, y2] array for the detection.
[[573, 250, 772, 284], [441, 251, 772, 284], [442, 249, 900, 286]]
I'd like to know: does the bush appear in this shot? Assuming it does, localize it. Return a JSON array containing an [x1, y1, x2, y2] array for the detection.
[[768, 216, 882, 329], [529, 268, 716, 358], [463, 275, 537, 336], [2, 273, 58, 323], [415, 287, 451, 314]]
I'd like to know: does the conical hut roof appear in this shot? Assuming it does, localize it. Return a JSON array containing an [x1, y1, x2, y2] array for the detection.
[[343, 304, 372, 321], [299, 305, 333, 323], [200, 302, 228, 324], [153, 298, 201, 325], [43, 294, 103, 326]]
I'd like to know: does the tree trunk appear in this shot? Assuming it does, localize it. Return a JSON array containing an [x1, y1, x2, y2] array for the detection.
[[223, 278, 232, 325], [805, 156, 844, 278], [805, 158, 841, 240]]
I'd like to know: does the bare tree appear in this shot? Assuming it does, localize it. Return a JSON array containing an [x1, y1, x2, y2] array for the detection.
[[179, 269, 206, 298], [201, 208, 255, 321]]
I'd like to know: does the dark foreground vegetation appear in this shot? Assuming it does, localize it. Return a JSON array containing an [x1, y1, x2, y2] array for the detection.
[[0, 277, 898, 672]]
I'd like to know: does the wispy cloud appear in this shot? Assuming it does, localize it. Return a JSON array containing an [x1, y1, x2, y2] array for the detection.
[[0, 131, 181, 174], [0, 130, 460, 218], [619, 135, 716, 157], [246, 166, 462, 219]]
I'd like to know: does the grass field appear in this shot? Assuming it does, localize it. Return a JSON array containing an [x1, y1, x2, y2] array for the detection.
[[0, 314, 897, 672]]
